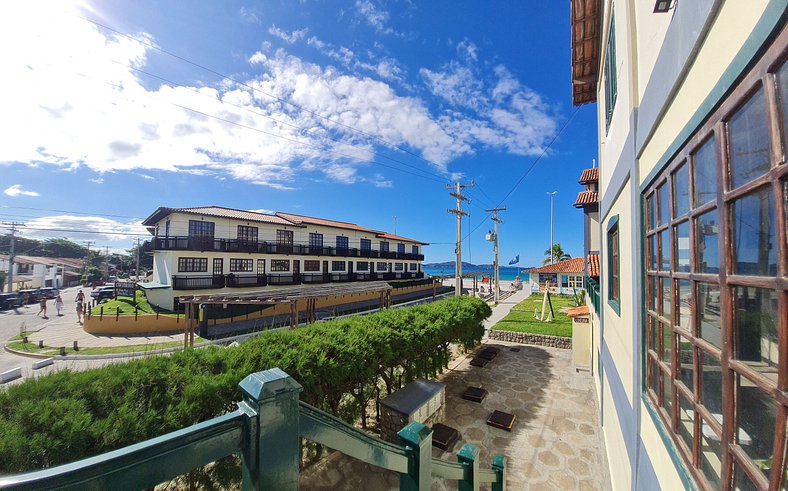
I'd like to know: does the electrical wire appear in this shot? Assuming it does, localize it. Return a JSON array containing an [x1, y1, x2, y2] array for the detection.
[[80, 16, 454, 180]]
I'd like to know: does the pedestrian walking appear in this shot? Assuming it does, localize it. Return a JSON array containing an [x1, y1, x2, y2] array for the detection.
[[76, 289, 85, 324], [37, 297, 48, 319], [55, 294, 64, 316]]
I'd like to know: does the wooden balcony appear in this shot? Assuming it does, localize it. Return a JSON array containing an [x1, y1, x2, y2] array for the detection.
[[147, 237, 424, 261], [171, 271, 423, 290]]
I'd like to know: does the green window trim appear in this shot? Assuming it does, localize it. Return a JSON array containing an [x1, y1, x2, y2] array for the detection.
[[607, 215, 621, 315], [604, 8, 618, 132]]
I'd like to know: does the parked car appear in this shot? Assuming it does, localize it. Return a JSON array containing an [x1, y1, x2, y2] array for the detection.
[[90, 286, 116, 303], [18, 289, 41, 304], [38, 287, 59, 299], [0, 293, 24, 310]]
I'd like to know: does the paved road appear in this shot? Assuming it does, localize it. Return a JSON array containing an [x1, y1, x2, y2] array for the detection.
[[0, 286, 119, 383]]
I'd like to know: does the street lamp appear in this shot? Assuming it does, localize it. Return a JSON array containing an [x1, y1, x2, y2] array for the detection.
[[547, 192, 557, 264]]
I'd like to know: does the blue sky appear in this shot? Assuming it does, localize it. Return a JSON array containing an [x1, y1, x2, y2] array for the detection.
[[0, 0, 598, 266]]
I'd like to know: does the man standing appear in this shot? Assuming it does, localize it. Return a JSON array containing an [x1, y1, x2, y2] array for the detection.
[[76, 289, 85, 325], [37, 296, 48, 319]]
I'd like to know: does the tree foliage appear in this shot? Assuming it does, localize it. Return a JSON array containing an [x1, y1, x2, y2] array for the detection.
[[0, 296, 490, 478], [543, 243, 571, 264]]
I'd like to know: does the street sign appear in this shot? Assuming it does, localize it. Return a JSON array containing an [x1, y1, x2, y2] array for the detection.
[[115, 281, 136, 299]]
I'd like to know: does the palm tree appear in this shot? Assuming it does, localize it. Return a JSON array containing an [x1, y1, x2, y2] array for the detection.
[[543, 244, 571, 265]]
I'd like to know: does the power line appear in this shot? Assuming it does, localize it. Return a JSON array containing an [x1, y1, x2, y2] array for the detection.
[[80, 16, 454, 180], [120, 62, 449, 183], [16, 226, 148, 237], [38, 64, 447, 185], [0, 205, 141, 220], [462, 107, 581, 241]]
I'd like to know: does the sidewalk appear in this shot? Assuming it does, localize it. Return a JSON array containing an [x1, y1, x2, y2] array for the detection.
[[483, 288, 531, 331]]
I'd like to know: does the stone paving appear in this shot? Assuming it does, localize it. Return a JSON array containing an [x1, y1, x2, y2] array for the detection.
[[301, 339, 611, 490]]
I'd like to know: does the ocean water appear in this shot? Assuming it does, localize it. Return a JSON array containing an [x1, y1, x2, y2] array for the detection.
[[422, 266, 528, 282]]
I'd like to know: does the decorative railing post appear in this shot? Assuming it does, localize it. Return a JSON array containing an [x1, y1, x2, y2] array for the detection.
[[457, 443, 480, 491], [398, 422, 432, 490], [492, 454, 507, 491], [238, 368, 303, 491]]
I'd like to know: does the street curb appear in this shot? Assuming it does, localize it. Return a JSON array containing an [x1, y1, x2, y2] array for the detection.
[[4, 345, 52, 359], [3, 341, 214, 361]]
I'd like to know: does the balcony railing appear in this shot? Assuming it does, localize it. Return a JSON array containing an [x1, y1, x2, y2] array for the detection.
[[0, 369, 506, 490], [171, 272, 424, 290], [147, 237, 424, 261], [586, 276, 600, 313]]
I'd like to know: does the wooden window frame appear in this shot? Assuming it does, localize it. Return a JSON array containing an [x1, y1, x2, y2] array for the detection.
[[331, 261, 346, 272], [336, 236, 349, 250], [604, 8, 617, 131], [237, 225, 258, 243], [360, 238, 371, 251], [607, 215, 621, 314], [270, 260, 289, 272], [177, 257, 207, 273], [276, 229, 293, 246], [643, 30, 788, 491], [229, 259, 253, 273], [303, 260, 320, 272]]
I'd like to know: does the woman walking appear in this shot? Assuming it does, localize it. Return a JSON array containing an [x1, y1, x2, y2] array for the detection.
[[76, 290, 85, 324], [55, 294, 64, 316]]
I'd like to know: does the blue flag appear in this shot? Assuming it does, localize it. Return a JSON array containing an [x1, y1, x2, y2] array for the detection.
[[508, 254, 519, 265]]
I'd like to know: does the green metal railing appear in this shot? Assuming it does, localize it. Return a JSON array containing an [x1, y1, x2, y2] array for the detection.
[[586, 276, 601, 314], [0, 368, 506, 490]]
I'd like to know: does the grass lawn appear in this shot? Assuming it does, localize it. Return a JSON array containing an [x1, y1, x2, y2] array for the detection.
[[492, 294, 579, 338], [90, 291, 176, 316]]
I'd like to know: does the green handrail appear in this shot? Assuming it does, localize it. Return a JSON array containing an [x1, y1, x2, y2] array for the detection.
[[0, 369, 507, 490]]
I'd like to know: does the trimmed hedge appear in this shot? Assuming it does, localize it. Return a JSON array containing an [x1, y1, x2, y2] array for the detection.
[[0, 296, 490, 474]]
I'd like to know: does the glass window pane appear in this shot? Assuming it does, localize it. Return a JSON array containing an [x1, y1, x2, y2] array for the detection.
[[693, 137, 717, 207], [700, 351, 723, 415], [678, 392, 695, 453], [696, 209, 720, 273], [675, 222, 690, 272], [673, 163, 690, 217], [701, 418, 723, 488], [661, 277, 672, 321], [648, 235, 657, 271], [733, 464, 758, 491], [732, 188, 777, 276], [698, 283, 722, 348], [676, 280, 692, 332], [734, 287, 779, 379], [729, 87, 771, 189], [778, 61, 788, 149], [737, 377, 777, 483], [678, 335, 694, 392], [647, 194, 656, 230], [662, 368, 674, 416], [649, 315, 658, 352], [659, 183, 670, 225], [659, 228, 671, 271], [662, 322, 674, 366], [649, 356, 659, 395], [648, 276, 657, 311]]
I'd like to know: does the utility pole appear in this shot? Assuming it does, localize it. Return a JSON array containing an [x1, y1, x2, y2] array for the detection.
[[104, 246, 110, 279], [135, 237, 141, 281], [547, 191, 557, 264], [82, 241, 94, 284], [393, 216, 398, 236], [447, 181, 473, 296], [485, 208, 506, 303], [3, 222, 22, 293]]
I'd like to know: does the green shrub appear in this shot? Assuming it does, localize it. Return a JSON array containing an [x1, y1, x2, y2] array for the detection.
[[0, 296, 490, 475]]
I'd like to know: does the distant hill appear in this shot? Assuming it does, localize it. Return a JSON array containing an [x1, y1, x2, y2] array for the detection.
[[423, 261, 529, 270]]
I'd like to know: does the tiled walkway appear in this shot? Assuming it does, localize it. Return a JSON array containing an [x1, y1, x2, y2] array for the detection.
[[301, 340, 610, 490]]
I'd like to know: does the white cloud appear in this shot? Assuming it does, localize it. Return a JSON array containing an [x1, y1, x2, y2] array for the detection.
[[355, 0, 394, 35], [370, 174, 393, 188], [89, 177, 104, 184], [268, 25, 309, 44], [0, 2, 557, 188], [137, 173, 155, 180], [239, 7, 261, 24], [20, 215, 148, 243], [4, 184, 40, 197], [247, 208, 274, 214]]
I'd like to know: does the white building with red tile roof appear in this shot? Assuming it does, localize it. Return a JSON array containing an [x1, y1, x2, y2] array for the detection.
[[522, 257, 586, 295], [140, 206, 428, 310]]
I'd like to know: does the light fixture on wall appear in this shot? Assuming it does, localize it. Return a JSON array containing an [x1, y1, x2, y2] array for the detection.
[[654, 0, 675, 13]]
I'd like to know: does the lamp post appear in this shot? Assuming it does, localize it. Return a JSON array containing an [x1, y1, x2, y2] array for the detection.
[[547, 192, 557, 264]]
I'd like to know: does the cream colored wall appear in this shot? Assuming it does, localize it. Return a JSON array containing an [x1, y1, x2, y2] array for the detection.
[[598, 0, 635, 197], [601, 378, 632, 489], [632, 0, 672, 103], [602, 180, 634, 405], [638, 401, 686, 490], [637, 0, 770, 182], [589, 210, 600, 251]]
